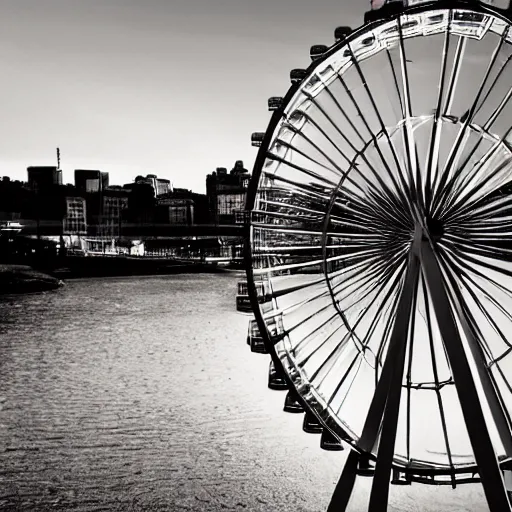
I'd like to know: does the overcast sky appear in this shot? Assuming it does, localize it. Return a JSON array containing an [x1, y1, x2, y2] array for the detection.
[[0, 0, 367, 192]]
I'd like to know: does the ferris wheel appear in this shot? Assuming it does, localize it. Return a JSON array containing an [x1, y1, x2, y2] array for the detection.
[[245, 0, 512, 510]]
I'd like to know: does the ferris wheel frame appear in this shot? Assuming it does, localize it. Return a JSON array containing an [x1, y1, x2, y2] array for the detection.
[[244, 0, 512, 501]]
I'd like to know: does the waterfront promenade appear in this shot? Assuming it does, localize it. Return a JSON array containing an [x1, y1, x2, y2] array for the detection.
[[0, 273, 487, 511]]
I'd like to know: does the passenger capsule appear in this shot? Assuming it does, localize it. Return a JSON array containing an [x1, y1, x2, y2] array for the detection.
[[283, 391, 304, 413], [268, 96, 284, 111], [310, 44, 328, 62], [357, 454, 376, 477], [303, 411, 323, 434], [290, 68, 308, 84], [251, 132, 265, 148], [268, 360, 288, 390], [320, 428, 344, 451], [391, 468, 411, 485], [334, 26, 352, 42]]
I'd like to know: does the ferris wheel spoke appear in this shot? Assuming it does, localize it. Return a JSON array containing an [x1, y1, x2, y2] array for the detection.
[[441, 89, 512, 214], [338, 262, 408, 330], [327, 246, 407, 296], [284, 115, 355, 171], [440, 249, 512, 329], [323, 85, 366, 145], [424, 16, 452, 213], [304, 89, 412, 207], [353, 268, 405, 353], [429, 34, 467, 210], [473, 50, 512, 123], [344, 47, 413, 195], [266, 151, 340, 189], [373, 284, 402, 387], [442, 233, 512, 262], [434, 52, 512, 217], [258, 195, 335, 220], [441, 241, 512, 284], [289, 111, 408, 205], [432, 33, 506, 218], [330, 74, 412, 206], [271, 135, 369, 200], [439, 151, 512, 223], [293, 305, 347, 356], [308, 330, 365, 389], [252, 208, 326, 226], [279, 301, 341, 349], [436, 250, 512, 459], [363, 187, 413, 229], [272, 136, 350, 181], [260, 171, 340, 206], [437, 249, 512, 351], [451, 193, 512, 224], [396, 18, 423, 210], [330, 245, 409, 286], [439, 127, 512, 220], [455, 232, 512, 256], [325, 352, 363, 407]]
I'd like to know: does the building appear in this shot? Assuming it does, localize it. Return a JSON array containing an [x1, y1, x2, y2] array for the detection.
[[98, 191, 129, 237], [157, 197, 195, 225], [156, 178, 172, 196], [206, 161, 251, 224], [27, 166, 62, 191], [75, 169, 109, 193], [63, 197, 87, 235], [135, 174, 172, 197]]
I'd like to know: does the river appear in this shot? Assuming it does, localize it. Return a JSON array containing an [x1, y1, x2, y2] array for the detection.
[[0, 273, 487, 511]]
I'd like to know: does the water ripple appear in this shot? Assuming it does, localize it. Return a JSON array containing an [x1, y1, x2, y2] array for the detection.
[[0, 274, 485, 511]]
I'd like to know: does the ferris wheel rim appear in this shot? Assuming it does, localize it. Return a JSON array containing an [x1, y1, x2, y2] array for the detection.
[[245, 0, 512, 479]]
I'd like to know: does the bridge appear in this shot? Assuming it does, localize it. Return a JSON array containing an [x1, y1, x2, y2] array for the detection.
[[4, 221, 246, 239]]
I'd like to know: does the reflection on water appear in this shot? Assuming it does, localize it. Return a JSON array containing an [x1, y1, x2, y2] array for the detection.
[[0, 274, 486, 511]]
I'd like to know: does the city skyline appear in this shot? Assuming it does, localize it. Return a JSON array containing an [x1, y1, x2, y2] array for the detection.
[[0, 0, 366, 193]]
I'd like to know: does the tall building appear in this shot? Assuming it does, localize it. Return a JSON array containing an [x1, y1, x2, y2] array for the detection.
[[75, 169, 109, 193], [27, 166, 62, 191], [206, 161, 250, 224]]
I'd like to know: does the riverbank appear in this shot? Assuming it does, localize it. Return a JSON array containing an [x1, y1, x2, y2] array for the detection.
[[0, 264, 63, 294], [49, 258, 244, 279]]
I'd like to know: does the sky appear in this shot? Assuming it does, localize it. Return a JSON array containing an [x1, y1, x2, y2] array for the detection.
[[0, 0, 367, 193]]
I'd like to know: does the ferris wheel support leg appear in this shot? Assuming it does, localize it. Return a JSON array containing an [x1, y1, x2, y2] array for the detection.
[[420, 239, 512, 512], [326, 450, 360, 512]]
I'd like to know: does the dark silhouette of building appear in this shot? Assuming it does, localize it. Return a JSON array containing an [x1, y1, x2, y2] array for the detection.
[[134, 174, 172, 197], [27, 166, 62, 191], [75, 169, 109, 193], [206, 161, 250, 224], [156, 188, 209, 225]]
